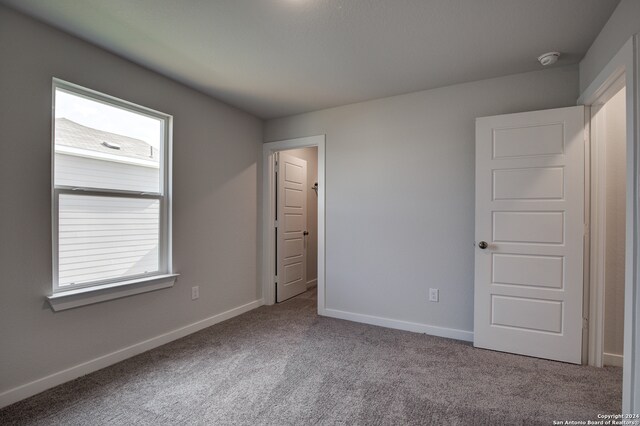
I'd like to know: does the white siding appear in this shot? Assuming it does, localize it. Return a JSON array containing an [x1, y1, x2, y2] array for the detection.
[[55, 153, 160, 193], [58, 194, 160, 287]]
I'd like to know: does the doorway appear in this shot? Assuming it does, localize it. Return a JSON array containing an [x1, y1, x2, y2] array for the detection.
[[577, 36, 638, 412], [261, 135, 326, 311], [274, 147, 319, 302], [588, 80, 627, 368]]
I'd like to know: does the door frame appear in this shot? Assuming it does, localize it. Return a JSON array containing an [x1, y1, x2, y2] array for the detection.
[[261, 135, 326, 312], [586, 74, 626, 368], [578, 35, 639, 413]]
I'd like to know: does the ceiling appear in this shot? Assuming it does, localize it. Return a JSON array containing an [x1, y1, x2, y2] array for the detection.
[[2, 0, 619, 119]]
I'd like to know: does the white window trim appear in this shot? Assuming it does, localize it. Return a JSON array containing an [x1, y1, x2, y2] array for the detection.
[[47, 274, 179, 312], [50, 78, 175, 308]]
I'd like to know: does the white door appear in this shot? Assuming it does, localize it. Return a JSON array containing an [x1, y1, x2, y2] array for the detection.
[[474, 106, 585, 364], [276, 152, 308, 302]]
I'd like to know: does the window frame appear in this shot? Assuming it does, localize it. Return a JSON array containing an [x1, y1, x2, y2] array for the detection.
[[51, 78, 173, 294]]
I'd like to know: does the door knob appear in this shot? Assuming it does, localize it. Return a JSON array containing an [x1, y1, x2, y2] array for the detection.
[[303, 231, 309, 236], [478, 241, 488, 249]]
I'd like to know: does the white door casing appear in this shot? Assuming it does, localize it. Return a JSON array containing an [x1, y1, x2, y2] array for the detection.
[[276, 152, 308, 302], [474, 106, 585, 364]]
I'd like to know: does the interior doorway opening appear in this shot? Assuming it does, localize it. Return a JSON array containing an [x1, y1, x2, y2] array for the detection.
[[577, 36, 638, 412], [261, 135, 326, 312], [588, 78, 627, 369], [274, 147, 319, 302]]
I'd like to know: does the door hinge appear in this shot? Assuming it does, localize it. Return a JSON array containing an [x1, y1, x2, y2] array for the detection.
[[274, 219, 278, 228], [583, 318, 589, 330], [584, 223, 589, 237], [274, 275, 278, 284]]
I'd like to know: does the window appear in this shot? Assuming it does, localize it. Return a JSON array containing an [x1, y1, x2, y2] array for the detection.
[[52, 79, 172, 294]]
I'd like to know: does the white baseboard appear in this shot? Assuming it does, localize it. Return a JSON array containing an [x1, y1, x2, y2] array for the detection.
[[306, 279, 317, 290], [0, 299, 264, 409], [603, 352, 624, 367], [322, 308, 474, 342]]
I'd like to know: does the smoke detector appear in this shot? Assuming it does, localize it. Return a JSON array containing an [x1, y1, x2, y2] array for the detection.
[[538, 52, 561, 66]]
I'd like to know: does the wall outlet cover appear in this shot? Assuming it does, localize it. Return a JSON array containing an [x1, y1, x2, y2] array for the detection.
[[429, 288, 439, 302]]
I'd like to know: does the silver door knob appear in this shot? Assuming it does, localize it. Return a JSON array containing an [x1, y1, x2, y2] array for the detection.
[[478, 241, 488, 249]]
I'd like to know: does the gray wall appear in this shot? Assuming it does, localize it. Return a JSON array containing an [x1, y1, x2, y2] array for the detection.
[[579, 0, 640, 93], [265, 67, 579, 333], [283, 147, 318, 286], [0, 6, 262, 394]]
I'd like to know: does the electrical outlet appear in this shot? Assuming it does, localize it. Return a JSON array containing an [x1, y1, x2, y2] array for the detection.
[[429, 288, 439, 302], [191, 286, 199, 300]]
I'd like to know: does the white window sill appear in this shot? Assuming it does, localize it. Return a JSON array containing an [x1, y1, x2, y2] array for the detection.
[[47, 274, 179, 312]]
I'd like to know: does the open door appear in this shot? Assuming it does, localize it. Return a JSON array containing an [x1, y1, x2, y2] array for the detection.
[[474, 106, 585, 364], [276, 152, 308, 302]]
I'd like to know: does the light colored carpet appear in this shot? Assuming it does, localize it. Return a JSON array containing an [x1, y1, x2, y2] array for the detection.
[[0, 289, 622, 425]]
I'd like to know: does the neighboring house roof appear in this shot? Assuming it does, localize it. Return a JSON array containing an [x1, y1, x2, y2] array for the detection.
[[55, 117, 158, 162]]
